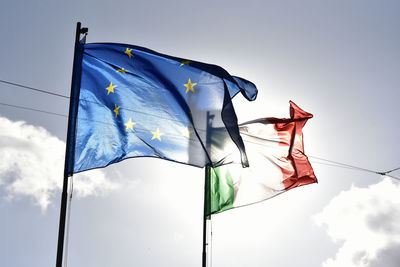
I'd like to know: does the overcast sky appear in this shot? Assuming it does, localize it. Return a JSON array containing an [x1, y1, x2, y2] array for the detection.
[[1, 1, 400, 267]]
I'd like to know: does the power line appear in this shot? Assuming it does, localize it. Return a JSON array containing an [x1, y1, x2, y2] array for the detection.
[[1, 93, 400, 181], [0, 78, 205, 125], [0, 79, 69, 99], [384, 166, 400, 174], [309, 161, 361, 171], [308, 155, 400, 180], [308, 155, 381, 175], [383, 174, 400, 181], [0, 102, 67, 118], [0, 101, 204, 141]]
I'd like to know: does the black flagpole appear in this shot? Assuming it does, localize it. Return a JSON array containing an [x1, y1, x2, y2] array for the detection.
[[202, 112, 213, 267], [202, 165, 211, 267], [56, 22, 87, 267]]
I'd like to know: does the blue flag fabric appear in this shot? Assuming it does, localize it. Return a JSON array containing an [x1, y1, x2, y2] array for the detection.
[[68, 43, 257, 175]]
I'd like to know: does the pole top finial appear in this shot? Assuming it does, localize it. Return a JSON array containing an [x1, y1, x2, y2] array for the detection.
[[80, 27, 88, 34]]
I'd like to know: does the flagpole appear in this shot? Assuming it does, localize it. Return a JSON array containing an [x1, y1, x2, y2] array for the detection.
[[56, 22, 87, 267], [202, 111, 214, 267], [202, 165, 210, 267]]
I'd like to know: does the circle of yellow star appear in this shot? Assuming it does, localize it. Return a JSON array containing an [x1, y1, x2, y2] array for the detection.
[[181, 126, 193, 138], [117, 67, 127, 73], [151, 128, 164, 141], [124, 118, 136, 131], [124, 48, 133, 58], [184, 78, 197, 94], [113, 104, 120, 118], [180, 60, 191, 67], [106, 82, 117, 95]]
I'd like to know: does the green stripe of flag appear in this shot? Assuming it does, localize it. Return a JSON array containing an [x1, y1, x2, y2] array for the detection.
[[207, 166, 235, 215]]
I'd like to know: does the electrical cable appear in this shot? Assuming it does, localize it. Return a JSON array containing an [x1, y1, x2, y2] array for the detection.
[[308, 156, 400, 180], [0, 102, 68, 117], [308, 155, 383, 175], [0, 78, 210, 127], [384, 166, 400, 174], [0, 101, 207, 142], [382, 174, 400, 181], [1, 79, 400, 181], [308, 161, 361, 171], [0, 79, 69, 99]]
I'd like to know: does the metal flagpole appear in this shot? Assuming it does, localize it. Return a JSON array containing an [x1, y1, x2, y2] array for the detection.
[[202, 166, 210, 267], [202, 111, 214, 267], [56, 22, 87, 267]]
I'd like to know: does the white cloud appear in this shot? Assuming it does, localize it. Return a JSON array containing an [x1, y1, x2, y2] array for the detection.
[[314, 178, 400, 267], [0, 116, 118, 211]]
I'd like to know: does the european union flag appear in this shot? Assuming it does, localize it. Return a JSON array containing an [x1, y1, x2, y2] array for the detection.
[[67, 42, 257, 175]]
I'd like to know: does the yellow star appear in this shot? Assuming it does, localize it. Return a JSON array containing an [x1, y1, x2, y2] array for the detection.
[[184, 78, 197, 94], [180, 60, 191, 67], [113, 104, 120, 118], [106, 82, 117, 95], [181, 126, 193, 138], [151, 128, 164, 141], [124, 48, 133, 58], [124, 118, 136, 131], [117, 67, 127, 73]]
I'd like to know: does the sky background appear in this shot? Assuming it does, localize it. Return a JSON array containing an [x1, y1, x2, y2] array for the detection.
[[1, 1, 400, 267]]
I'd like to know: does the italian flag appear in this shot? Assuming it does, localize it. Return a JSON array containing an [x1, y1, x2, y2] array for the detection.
[[206, 101, 317, 215]]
